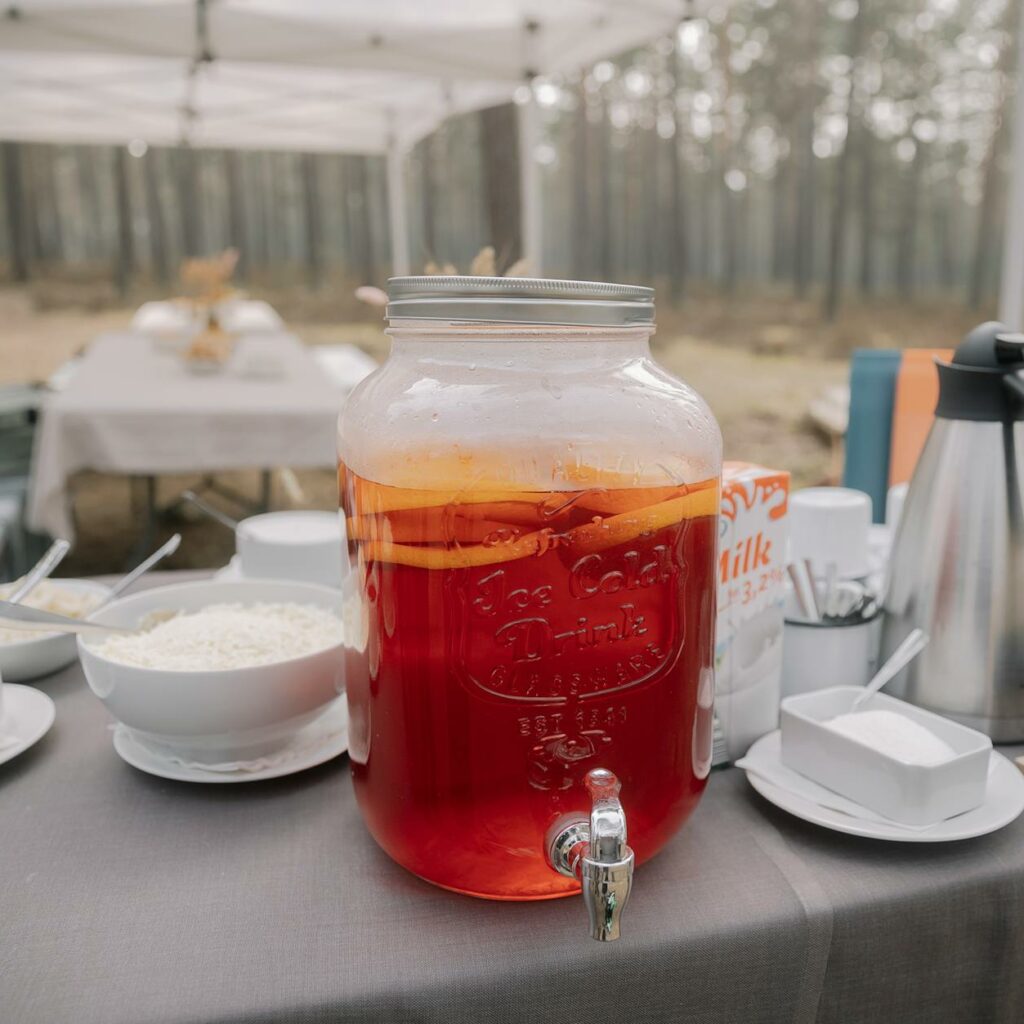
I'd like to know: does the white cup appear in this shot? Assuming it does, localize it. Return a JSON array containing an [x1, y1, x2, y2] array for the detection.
[[235, 510, 347, 589], [886, 482, 909, 529], [789, 487, 872, 580], [781, 588, 881, 697]]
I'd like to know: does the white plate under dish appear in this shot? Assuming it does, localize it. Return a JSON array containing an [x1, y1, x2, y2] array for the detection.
[[112, 697, 349, 783], [213, 555, 244, 581], [0, 684, 56, 768], [742, 730, 1024, 842], [213, 555, 344, 589]]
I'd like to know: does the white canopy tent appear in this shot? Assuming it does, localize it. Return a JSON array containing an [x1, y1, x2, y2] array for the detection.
[[1000, 2, 1024, 331], [0, 0, 690, 276]]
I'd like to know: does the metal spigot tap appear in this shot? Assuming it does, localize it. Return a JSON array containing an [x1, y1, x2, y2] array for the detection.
[[547, 767, 635, 941]]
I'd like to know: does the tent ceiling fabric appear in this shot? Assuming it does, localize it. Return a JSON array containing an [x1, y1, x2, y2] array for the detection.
[[0, 0, 686, 152], [0, 53, 509, 152]]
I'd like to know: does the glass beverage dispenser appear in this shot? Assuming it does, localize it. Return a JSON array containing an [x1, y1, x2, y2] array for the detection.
[[338, 277, 721, 939]]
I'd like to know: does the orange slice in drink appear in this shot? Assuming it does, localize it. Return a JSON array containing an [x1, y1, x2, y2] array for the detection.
[[362, 530, 547, 570], [564, 485, 720, 556], [351, 476, 543, 515], [347, 511, 523, 545], [360, 484, 719, 568], [576, 477, 718, 516]]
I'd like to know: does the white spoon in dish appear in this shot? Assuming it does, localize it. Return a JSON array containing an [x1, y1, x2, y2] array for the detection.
[[851, 628, 929, 711]]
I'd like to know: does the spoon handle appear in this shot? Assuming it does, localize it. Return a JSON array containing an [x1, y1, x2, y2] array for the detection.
[[101, 533, 182, 606], [181, 491, 239, 531], [7, 539, 71, 604], [802, 559, 821, 619], [853, 628, 929, 710], [787, 563, 818, 621]]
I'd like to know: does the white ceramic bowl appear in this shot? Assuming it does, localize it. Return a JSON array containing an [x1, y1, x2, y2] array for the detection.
[[77, 579, 344, 761], [0, 579, 112, 682], [780, 686, 992, 827], [235, 510, 346, 589]]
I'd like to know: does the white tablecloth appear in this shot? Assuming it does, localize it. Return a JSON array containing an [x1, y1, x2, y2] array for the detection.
[[27, 333, 343, 540]]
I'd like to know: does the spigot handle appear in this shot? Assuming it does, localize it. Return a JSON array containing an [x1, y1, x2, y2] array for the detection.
[[547, 767, 635, 942], [585, 768, 628, 863]]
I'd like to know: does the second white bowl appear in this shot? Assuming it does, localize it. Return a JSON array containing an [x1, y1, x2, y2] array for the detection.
[[0, 579, 112, 682]]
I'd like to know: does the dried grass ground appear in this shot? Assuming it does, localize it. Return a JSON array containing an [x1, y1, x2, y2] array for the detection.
[[0, 281, 992, 576]]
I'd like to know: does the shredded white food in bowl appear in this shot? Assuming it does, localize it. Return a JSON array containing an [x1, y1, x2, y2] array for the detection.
[[0, 579, 104, 644], [89, 602, 342, 671]]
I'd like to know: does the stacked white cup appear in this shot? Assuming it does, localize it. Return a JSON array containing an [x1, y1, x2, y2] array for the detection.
[[783, 487, 880, 697], [788, 487, 872, 580]]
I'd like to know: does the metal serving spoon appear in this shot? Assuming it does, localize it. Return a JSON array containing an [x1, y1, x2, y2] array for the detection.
[[181, 491, 239, 531], [6, 539, 71, 604], [96, 533, 182, 609], [0, 601, 136, 636]]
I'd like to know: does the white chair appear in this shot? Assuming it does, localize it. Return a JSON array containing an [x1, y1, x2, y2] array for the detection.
[[216, 299, 284, 333], [131, 301, 194, 335], [46, 357, 82, 393], [312, 345, 378, 394]]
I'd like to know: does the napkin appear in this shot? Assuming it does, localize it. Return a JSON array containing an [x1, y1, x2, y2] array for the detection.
[[160, 703, 347, 775], [737, 743, 943, 833]]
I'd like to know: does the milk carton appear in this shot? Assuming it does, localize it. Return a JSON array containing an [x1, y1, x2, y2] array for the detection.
[[714, 462, 790, 760]]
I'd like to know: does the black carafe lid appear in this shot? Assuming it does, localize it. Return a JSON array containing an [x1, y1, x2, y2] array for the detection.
[[935, 321, 1024, 421]]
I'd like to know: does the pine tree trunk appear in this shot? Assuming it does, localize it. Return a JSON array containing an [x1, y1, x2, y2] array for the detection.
[[897, 139, 924, 298], [667, 39, 687, 304], [177, 148, 201, 257], [596, 95, 612, 279], [419, 135, 437, 264], [935, 179, 955, 290], [970, 110, 1010, 309], [793, 104, 815, 298], [300, 152, 322, 287], [858, 131, 875, 294], [224, 150, 248, 281], [824, 0, 866, 319], [771, 150, 790, 282], [572, 85, 590, 278], [143, 150, 170, 284], [2, 142, 29, 282], [352, 156, 375, 284], [113, 146, 134, 296], [479, 103, 522, 272], [643, 120, 659, 285]]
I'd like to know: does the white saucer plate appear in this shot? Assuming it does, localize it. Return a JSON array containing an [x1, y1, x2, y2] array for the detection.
[[113, 699, 349, 783], [213, 555, 244, 582], [0, 684, 56, 768], [743, 730, 1024, 842]]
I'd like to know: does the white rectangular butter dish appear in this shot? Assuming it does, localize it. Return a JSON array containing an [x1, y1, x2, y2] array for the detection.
[[780, 686, 991, 827]]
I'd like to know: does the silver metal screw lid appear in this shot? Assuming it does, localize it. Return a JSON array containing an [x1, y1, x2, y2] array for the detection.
[[385, 276, 655, 327]]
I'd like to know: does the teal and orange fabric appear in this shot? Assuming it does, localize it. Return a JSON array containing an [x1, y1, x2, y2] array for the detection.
[[843, 350, 900, 522], [888, 348, 953, 487], [843, 348, 953, 522]]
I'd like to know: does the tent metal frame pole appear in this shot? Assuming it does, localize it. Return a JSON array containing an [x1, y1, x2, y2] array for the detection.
[[518, 90, 543, 277], [999, 0, 1024, 329], [386, 134, 410, 276]]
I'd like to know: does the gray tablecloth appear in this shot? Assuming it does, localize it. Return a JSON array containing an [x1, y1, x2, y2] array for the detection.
[[3, 574, 1024, 1024]]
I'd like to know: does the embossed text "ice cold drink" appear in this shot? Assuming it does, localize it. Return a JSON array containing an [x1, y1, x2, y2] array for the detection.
[[337, 277, 722, 928]]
